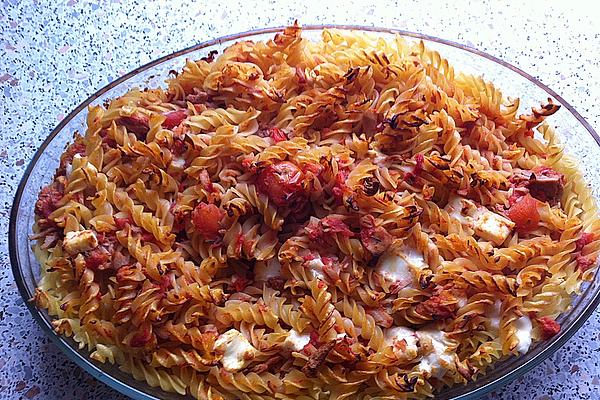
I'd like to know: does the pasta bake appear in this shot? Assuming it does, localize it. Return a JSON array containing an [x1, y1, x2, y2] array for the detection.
[[32, 24, 600, 399]]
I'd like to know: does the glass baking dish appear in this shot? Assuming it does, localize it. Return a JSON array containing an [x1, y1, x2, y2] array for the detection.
[[9, 25, 600, 399]]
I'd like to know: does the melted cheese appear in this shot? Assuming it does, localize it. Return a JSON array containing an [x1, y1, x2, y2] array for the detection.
[[214, 329, 257, 372], [62, 230, 98, 255], [385, 326, 418, 354], [376, 245, 427, 287], [306, 257, 325, 279], [514, 315, 532, 354], [489, 300, 502, 331], [416, 329, 454, 378], [445, 196, 477, 224], [284, 329, 310, 352], [65, 163, 73, 177], [171, 157, 186, 169], [254, 258, 281, 281]]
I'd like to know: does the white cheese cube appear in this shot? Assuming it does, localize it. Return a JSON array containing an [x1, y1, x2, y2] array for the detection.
[[472, 209, 515, 245], [214, 329, 257, 372], [171, 157, 186, 169], [283, 329, 310, 352], [62, 230, 98, 255], [446, 195, 515, 245]]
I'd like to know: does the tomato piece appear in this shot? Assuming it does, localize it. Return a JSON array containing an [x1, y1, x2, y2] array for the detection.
[[414, 153, 424, 174], [114, 216, 133, 230], [58, 142, 86, 174], [360, 214, 392, 256], [233, 233, 245, 257], [537, 316, 560, 340], [256, 161, 305, 207], [576, 232, 596, 252], [305, 216, 353, 241], [309, 330, 320, 347], [198, 169, 215, 193], [320, 255, 342, 281], [159, 274, 174, 293], [231, 274, 251, 292], [85, 248, 110, 270], [322, 216, 353, 237], [171, 137, 187, 156], [332, 169, 350, 201], [241, 156, 258, 173], [268, 127, 288, 143], [508, 187, 529, 207], [302, 162, 323, 175], [130, 323, 153, 347], [415, 293, 457, 320], [191, 202, 224, 240], [577, 255, 596, 271], [35, 181, 64, 219], [140, 231, 156, 243], [162, 110, 188, 129], [507, 194, 540, 232], [532, 166, 564, 182]]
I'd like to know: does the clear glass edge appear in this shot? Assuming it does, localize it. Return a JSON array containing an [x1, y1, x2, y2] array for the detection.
[[8, 24, 600, 400]]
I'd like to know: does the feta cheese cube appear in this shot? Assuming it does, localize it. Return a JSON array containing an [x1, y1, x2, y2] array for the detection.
[[171, 157, 186, 169], [283, 329, 310, 352], [62, 230, 98, 255], [472, 209, 515, 245], [214, 329, 257, 372], [445, 195, 514, 245]]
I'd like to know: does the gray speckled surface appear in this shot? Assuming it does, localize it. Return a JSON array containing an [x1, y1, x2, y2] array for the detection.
[[1, 1, 600, 399]]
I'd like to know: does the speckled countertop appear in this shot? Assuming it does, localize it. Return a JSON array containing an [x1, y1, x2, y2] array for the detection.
[[1, 1, 599, 399]]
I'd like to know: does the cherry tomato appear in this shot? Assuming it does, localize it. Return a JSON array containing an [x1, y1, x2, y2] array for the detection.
[[256, 161, 305, 207], [507, 194, 539, 232], [191, 202, 224, 240]]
